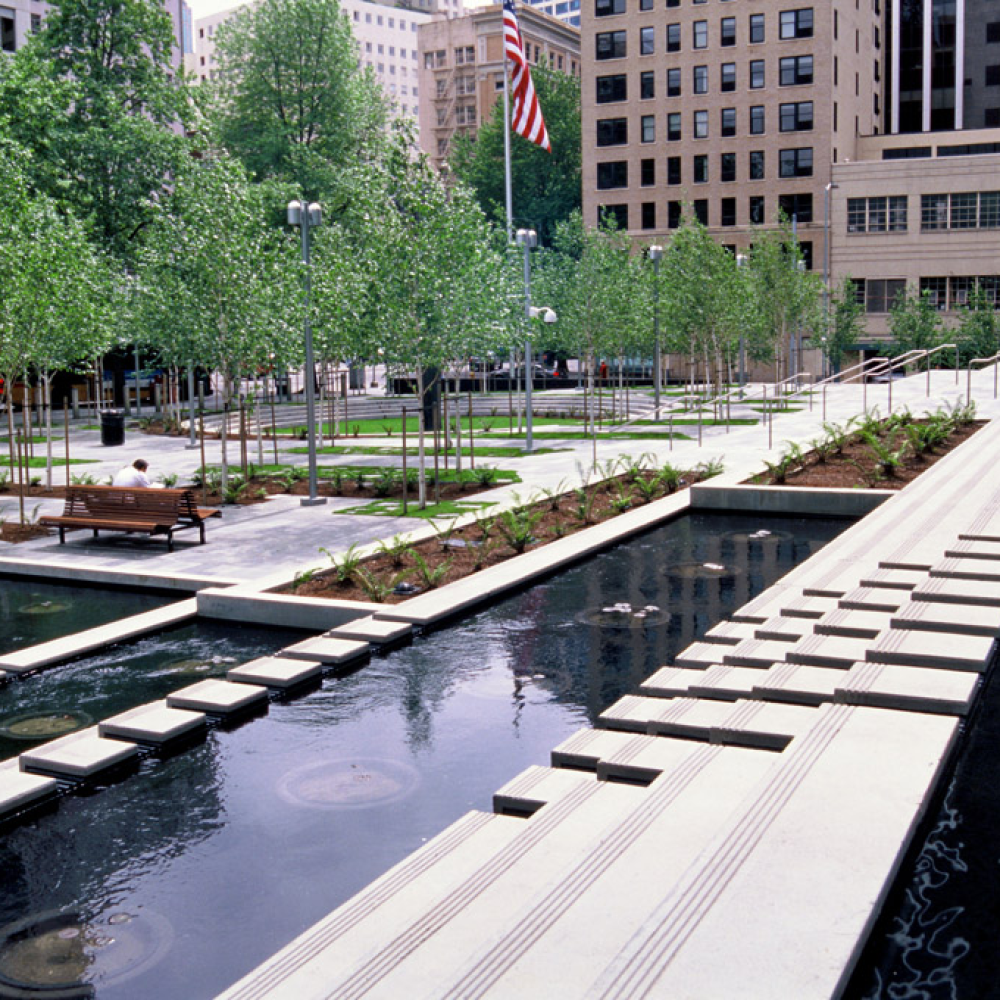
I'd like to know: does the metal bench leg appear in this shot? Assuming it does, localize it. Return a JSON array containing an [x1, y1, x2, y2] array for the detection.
[[59, 527, 65, 545], [93, 529, 99, 538], [167, 530, 173, 554], [199, 522, 206, 544]]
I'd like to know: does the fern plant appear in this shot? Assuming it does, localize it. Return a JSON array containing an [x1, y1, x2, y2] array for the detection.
[[410, 551, 452, 589], [320, 543, 364, 584]]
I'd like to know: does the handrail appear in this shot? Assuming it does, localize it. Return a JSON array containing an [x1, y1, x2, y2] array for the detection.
[[967, 351, 1000, 401]]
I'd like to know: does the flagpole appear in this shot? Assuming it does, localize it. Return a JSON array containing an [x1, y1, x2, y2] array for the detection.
[[503, 54, 513, 243]]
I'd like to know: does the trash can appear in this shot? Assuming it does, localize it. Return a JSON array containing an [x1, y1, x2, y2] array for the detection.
[[100, 410, 125, 447]]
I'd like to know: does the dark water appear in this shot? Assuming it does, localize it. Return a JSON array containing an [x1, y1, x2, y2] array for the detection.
[[847, 650, 1000, 998], [0, 578, 176, 656], [0, 622, 307, 760], [0, 513, 846, 1000]]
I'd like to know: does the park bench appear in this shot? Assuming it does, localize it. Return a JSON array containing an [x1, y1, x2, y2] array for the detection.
[[40, 486, 221, 553]]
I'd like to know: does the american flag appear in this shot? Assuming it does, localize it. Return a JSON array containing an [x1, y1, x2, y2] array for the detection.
[[502, 0, 551, 152]]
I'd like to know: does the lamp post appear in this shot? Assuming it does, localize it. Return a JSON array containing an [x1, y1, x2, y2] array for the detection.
[[823, 182, 839, 362], [288, 198, 326, 506], [736, 252, 748, 390], [649, 245, 663, 413], [516, 228, 538, 453]]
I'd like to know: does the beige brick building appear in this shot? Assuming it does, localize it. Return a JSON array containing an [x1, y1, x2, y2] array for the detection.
[[418, 2, 580, 168]]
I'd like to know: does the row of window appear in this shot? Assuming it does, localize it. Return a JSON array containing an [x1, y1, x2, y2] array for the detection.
[[352, 8, 420, 30], [921, 192, 1000, 231], [850, 277, 1000, 314], [596, 102, 811, 146], [595, 55, 813, 104], [596, 147, 813, 189], [595, 8, 811, 60], [597, 196, 816, 233], [846, 196, 908, 233]]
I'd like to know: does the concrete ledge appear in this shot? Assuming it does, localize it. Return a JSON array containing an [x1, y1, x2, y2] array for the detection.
[[0, 557, 230, 592], [0, 760, 59, 821], [197, 588, 383, 632], [0, 599, 198, 674], [690, 483, 893, 517]]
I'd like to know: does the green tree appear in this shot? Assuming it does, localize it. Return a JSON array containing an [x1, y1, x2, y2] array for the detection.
[[956, 287, 1000, 364], [887, 286, 944, 366], [822, 277, 866, 374], [210, 0, 389, 201], [450, 60, 581, 245]]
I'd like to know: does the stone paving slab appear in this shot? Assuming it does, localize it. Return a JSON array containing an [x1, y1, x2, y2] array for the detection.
[[781, 593, 839, 619], [703, 620, 757, 645], [814, 608, 893, 639], [166, 678, 269, 715], [753, 663, 848, 705], [672, 642, 723, 670], [279, 636, 370, 665], [835, 662, 979, 715], [227, 656, 323, 690], [98, 701, 206, 746], [788, 633, 878, 670], [891, 600, 1000, 637], [868, 629, 996, 672], [688, 665, 769, 702], [19, 726, 140, 780], [858, 567, 927, 590], [729, 585, 793, 623], [550, 728, 639, 772], [754, 616, 810, 642], [639, 667, 702, 699], [492, 764, 600, 815], [325, 617, 412, 646], [722, 638, 791, 669], [0, 759, 59, 820], [911, 575, 1000, 606], [838, 587, 906, 613], [931, 556, 1000, 582], [944, 538, 1000, 561]]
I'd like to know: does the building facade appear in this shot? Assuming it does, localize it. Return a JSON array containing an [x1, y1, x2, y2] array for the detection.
[[417, 1, 579, 167]]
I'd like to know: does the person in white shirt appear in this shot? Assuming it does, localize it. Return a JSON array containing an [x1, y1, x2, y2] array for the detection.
[[112, 459, 152, 488]]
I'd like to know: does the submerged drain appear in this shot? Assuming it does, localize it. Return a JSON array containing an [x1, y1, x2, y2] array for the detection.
[[17, 601, 71, 616], [0, 908, 172, 998], [277, 758, 420, 810], [666, 562, 743, 581], [721, 529, 794, 546], [0, 712, 92, 742], [577, 604, 671, 630]]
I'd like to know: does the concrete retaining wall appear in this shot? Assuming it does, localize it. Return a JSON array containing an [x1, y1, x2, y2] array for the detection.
[[690, 484, 894, 518]]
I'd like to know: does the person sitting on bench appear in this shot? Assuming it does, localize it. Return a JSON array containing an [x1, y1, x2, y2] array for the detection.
[[112, 459, 152, 488]]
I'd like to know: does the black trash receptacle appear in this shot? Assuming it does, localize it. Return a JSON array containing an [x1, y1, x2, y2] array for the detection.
[[100, 410, 125, 447]]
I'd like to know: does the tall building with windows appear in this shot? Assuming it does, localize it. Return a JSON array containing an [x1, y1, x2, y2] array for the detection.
[[580, 0, 1000, 345]]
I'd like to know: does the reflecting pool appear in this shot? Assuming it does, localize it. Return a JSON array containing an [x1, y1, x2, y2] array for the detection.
[[0, 512, 847, 999]]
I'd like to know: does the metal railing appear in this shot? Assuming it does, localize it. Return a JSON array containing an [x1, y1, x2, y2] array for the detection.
[[967, 351, 1000, 402]]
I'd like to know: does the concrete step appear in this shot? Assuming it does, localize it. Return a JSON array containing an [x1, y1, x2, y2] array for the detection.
[[166, 678, 269, 716], [227, 656, 323, 690], [911, 575, 1000, 607], [838, 587, 906, 613], [814, 608, 893, 639], [98, 701, 206, 747], [930, 556, 1000, 583], [753, 663, 847, 705], [729, 585, 793, 624], [325, 617, 413, 646], [754, 616, 810, 642], [835, 661, 979, 715], [891, 600, 1000, 637], [858, 566, 927, 591], [945, 538, 1000, 561], [867, 628, 996, 672], [722, 638, 791, 669], [19, 726, 140, 781], [702, 620, 758, 645], [672, 642, 723, 670], [787, 633, 875, 670], [780, 594, 839, 619], [492, 765, 599, 816], [281, 635, 370, 665], [550, 728, 639, 772]]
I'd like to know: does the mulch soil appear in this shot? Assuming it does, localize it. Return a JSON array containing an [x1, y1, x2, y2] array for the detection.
[[746, 419, 985, 490]]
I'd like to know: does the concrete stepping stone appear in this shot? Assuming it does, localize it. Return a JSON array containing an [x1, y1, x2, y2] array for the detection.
[[640, 667, 702, 699], [280, 635, 370, 665], [753, 662, 848, 705], [325, 617, 412, 646], [228, 656, 323, 690], [550, 728, 639, 771], [98, 701, 206, 747], [868, 629, 995, 672], [835, 662, 979, 715], [912, 575, 1000, 607], [781, 594, 839, 619], [722, 638, 790, 669], [891, 600, 1000, 637], [687, 665, 766, 702], [754, 616, 810, 642], [19, 726, 140, 780], [0, 760, 58, 821], [838, 586, 905, 613], [859, 566, 927, 590], [787, 633, 875, 669], [703, 620, 757, 645], [166, 679, 268, 716], [493, 764, 598, 816], [945, 538, 1000, 562], [814, 608, 892, 639], [672, 642, 722, 670], [930, 556, 1000, 583]]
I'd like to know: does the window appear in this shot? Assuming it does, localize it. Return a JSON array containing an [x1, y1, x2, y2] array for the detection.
[[780, 9, 813, 39], [641, 203, 656, 230], [847, 198, 866, 232], [694, 65, 708, 94], [749, 195, 765, 223], [779, 101, 813, 131], [641, 115, 656, 142], [780, 55, 813, 85], [694, 154, 708, 182], [721, 16, 736, 45], [641, 26, 655, 54], [721, 107, 736, 136], [640, 70, 655, 99], [988, 21, 1000, 42], [29, 12, 39, 32], [640, 0, 653, 9], [667, 157, 681, 184], [864, 279, 906, 313], [595, 0, 625, 13], [981, 191, 1000, 228], [749, 13, 765, 43], [596, 31, 627, 59], [694, 110, 708, 138], [750, 105, 765, 134], [985, 65, 1000, 86], [667, 112, 681, 140], [721, 62, 736, 92], [721, 198, 737, 226], [599, 205, 629, 230], [779, 193, 813, 222], [920, 277, 949, 310], [597, 118, 628, 145], [597, 75, 627, 103], [694, 200, 709, 225], [721, 152, 736, 182], [888, 196, 908, 231], [693, 20, 708, 48], [667, 68, 681, 96], [668, 201, 682, 229], [922, 194, 949, 230], [867, 196, 887, 231], [597, 161, 629, 189], [779, 147, 813, 177], [641, 158, 655, 186], [454, 45, 474, 63], [951, 193, 978, 229], [950, 276, 975, 307], [750, 60, 765, 89], [667, 23, 681, 51]]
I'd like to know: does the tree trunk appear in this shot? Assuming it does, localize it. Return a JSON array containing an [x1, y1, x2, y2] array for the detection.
[[416, 365, 426, 508]]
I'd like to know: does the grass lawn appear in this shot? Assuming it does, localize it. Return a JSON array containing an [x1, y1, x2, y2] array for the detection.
[[9, 456, 99, 468], [272, 414, 580, 437], [245, 463, 521, 486], [286, 444, 566, 459], [335, 498, 498, 518]]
